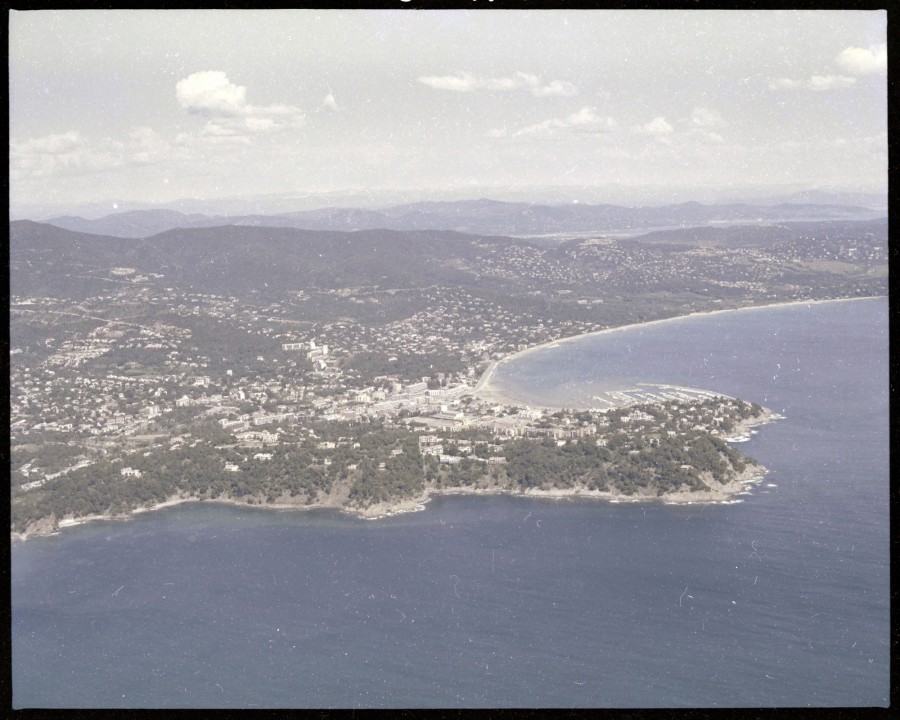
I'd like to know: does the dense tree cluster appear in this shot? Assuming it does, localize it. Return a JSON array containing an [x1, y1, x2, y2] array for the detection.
[[11, 400, 764, 534]]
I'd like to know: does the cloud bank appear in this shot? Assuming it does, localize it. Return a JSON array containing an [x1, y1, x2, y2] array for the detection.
[[770, 42, 884, 91], [490, 107, 615, 139], [11, 128, 169, 179], [419, 72, 578, 97], [770, 74, 856, 91]]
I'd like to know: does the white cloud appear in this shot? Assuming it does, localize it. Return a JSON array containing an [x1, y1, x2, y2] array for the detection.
[[566, 107, 603, 126], [244, 117, 279, 133], [836, 43, 887, 76], [176, 71, 304, 139], [491, 72, 538, 90], [176, 71, 248, 117], [691, 107, 725, 128], [770, 74, 856, 91], [639, 116, 674, 135], [322, 93, 340, 112], [13, 131, 84, 155], [418, 71, 578, 97], [11, 128, 170, 179], [531, 80, 579, 97], [808, 74, 857, 91], [769, 77, 802, 90], [492, 107, 616, 139], [771, 45, 881, 92], [419, 73, 480, 92]]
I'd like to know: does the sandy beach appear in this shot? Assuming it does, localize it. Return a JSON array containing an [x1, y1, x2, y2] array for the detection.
[[472, 296, 883, 407]]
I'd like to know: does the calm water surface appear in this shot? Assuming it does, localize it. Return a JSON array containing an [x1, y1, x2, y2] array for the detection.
[[12, 298, 889, 708]]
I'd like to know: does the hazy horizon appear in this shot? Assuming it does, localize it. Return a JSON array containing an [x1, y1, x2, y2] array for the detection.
[[10, 9, 887, 219], [9, 182, 890, 224]]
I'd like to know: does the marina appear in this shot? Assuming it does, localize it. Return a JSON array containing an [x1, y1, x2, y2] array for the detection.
[[584, 383, 736, 411]]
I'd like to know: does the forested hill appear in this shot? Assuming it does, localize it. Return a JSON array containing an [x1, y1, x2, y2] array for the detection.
[[9, 220, 526, 299], [10, 217, 888, 311], [624, 217, 888, 247]]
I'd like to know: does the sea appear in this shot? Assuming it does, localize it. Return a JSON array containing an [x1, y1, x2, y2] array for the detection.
[[11, 297, 889, 709]]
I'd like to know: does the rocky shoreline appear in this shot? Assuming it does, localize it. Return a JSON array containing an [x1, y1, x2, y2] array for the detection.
[[12, 458, 770, 541], [13, 409, 778, 541], [13, 408, 778, 542]]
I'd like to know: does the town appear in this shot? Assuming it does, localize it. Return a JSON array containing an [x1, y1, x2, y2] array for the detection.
[[9, 216, 886, 533]]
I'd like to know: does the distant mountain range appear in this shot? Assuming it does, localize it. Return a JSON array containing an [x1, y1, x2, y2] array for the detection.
[[748, 189, 887, 209], [43, 198, 884, 239]]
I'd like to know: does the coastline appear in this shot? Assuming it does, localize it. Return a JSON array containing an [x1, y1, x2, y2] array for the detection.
[[472, 295, 885, 407], [14, 293, 853, 542], [12, 452, 771, 540]]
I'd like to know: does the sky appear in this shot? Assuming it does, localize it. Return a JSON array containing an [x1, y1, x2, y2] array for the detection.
[[9, 9, 888, 217]]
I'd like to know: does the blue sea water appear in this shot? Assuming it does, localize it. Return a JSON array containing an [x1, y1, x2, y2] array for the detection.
[[11, 298, 889, 708]]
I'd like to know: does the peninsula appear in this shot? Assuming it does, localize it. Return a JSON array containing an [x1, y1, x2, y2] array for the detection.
[[10, 215, 885, 538], [13, 392, 774, 540]]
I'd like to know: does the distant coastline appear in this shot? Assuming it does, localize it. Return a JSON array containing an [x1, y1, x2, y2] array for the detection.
[[473, 295, 885, 408]]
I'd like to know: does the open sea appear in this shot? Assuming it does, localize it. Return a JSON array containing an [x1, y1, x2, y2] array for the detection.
[[11, 297, 889, 708]]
